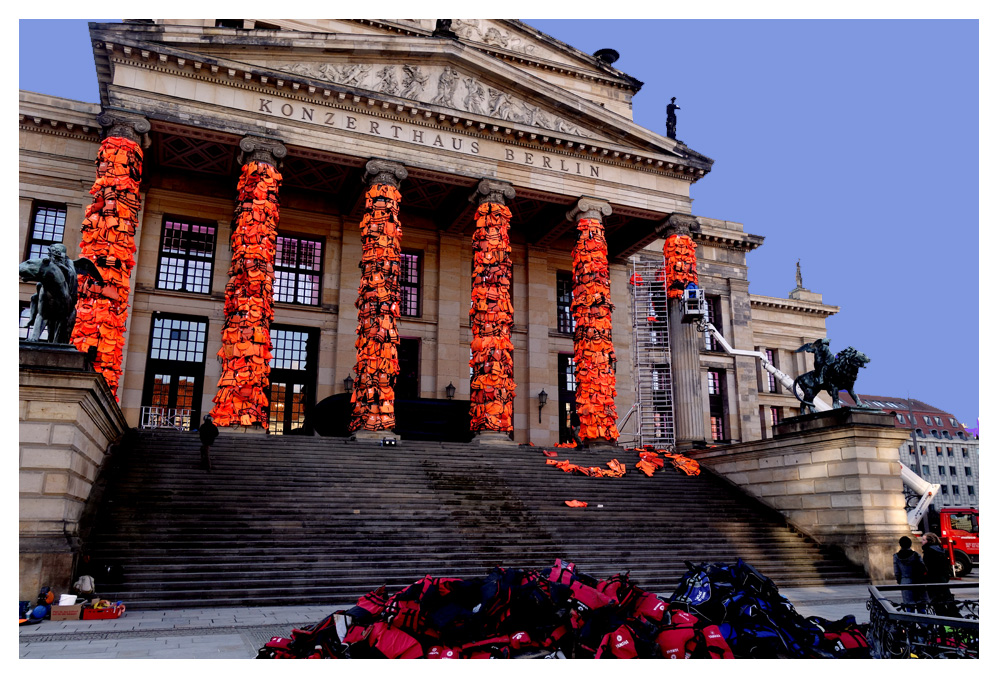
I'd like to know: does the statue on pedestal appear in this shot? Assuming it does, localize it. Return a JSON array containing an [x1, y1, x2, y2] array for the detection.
[[793, 338, 870, 413], [795, 259, 803, 289], [19, 244, 104, 344], [666, 97, 680, 139]]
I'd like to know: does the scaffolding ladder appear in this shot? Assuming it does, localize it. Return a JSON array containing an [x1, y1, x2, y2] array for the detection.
[[627, 256, 675, 449]]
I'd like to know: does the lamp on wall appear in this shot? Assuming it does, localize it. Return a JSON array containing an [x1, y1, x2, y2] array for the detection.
[[445, 382, 456, 400], [538, 389, 548, 423], [344, 375, 354, 393]]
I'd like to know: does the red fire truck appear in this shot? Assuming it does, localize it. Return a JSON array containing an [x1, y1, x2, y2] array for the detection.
[[923, 507, 979, 577]]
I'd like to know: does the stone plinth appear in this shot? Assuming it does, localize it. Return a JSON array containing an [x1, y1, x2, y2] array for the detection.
[[19, 343, 128, 600], [688, 408, 911, 582]]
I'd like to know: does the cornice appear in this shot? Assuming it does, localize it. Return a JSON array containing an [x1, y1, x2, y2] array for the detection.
[[19, 115, 101, 143], [691, 229, 765, 253], [749, 293, 840, 317], [92, 37, 709, 183]]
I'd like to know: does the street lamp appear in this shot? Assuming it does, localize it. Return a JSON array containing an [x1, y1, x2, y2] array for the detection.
[[538, 389, 548, 423], [344, 375, 354, 393], [445, 382, 456, 400]]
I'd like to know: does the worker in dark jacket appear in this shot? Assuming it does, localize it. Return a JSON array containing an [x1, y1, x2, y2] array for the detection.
[[921, 533, 959, 616], [893, 536, 928, 609], [199, 414, 219, 472]]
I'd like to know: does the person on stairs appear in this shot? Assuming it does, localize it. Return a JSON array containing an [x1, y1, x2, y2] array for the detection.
[[199, 414, 219, 472]]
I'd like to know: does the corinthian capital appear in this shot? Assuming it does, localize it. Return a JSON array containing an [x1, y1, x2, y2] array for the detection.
[[238, 135, 288, 168], [97, 110, 151, 146], [363, 159, 408, 188], [470, 178, 516, 206], [567, 197, 612, 223]]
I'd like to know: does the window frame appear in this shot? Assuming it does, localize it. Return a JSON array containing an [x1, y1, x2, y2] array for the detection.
[[556, 271, 575, 334], [24, 201, 67, 261], [703, 296, 722, 352], [273, 233, 325, 307], [154, 214, 218, 295], [399, 249, 423, 318], [140, 312, 210, 428]]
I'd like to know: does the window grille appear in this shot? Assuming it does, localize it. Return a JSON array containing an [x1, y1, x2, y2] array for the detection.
[[400, 251, 421, 317], [274, 235, 322, 305], [156, 217, 216, 294], [26, 203, 66, 260]]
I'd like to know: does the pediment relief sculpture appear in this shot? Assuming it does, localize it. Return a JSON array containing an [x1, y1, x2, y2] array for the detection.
[[283, 61, 594, 138]]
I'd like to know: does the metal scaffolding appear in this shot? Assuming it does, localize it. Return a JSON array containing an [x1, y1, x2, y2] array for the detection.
[[627, 256, 676, 448]]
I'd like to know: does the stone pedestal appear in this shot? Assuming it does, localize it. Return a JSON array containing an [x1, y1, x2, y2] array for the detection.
[[688, 408, 912, 582], [19, 343, 128, 600]]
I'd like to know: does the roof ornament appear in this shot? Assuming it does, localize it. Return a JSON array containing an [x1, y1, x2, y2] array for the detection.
[[796, 259, 803, 289], [593, 48, 620, 65], [666, 97, 680, 139], [433, 20, 458, 39]]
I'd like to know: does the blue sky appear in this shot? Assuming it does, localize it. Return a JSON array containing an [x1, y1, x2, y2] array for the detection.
[[18, 19, 980, 425]]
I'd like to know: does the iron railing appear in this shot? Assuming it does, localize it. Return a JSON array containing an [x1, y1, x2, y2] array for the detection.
[[140, 406, 192, 431], [867, 583, 979, 658]]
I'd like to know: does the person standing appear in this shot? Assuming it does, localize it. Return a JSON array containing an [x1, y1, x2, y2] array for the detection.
[[921, 533, 960, 616], [198, 414, 219, 472], [893, 536, 928, 610]]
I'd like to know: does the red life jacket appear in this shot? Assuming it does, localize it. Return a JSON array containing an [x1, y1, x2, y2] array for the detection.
[[367, 621, 423, 659], [688, 625, 735, 659], [657, 626, 697, 659], [595, 624, 639, 659], [425, 645, 460, 659], [570, 580, 614, 611]]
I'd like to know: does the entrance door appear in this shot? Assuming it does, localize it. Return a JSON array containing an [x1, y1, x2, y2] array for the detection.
[[141, 313, 209, 430], [557, 353, 577, 443], [396, 337, 420, 399], [267, 325, 319, 434]]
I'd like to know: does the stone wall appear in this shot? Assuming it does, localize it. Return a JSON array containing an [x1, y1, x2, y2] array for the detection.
[[689, 408, 912, 582], [19, 345, 128, 600]]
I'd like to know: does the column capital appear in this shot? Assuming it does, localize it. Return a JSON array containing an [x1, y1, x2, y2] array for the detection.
[[566, 196, 612, 223], [661, 212, 699, 237], [363, 158, 408, 187], [470, 178, 515, 206], [96, 109, 150, 145], [238, 135, 287, 168]]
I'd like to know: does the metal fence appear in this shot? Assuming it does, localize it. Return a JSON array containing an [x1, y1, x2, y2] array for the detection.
[[140, 406, 192, 431], [867, 583, 978, 658]]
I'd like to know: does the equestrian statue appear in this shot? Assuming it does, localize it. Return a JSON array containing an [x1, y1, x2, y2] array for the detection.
[[19, 243, 104, 344], [792, 338, 870, 414]]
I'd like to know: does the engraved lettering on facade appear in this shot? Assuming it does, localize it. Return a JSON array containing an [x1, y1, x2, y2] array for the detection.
[[370, 121, 380, 135], [390, 125, 403, 138], [281, 103, 294, 116], [259, 99, 273, 113], [346, 116, 357, 130], [324, 112, 335, 125], [301, 108, 314, 121]]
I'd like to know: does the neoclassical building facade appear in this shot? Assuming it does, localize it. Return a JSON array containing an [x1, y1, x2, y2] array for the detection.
[[19, 19, 838, 449]]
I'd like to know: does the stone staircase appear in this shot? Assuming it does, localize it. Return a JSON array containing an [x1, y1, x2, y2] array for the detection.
[[80, 430, 868, 609]]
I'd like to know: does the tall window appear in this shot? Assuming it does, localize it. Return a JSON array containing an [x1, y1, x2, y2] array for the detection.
[[274, 235, 322, 305], [25, 203, 67, 260], [156, 217, 216, 294], [947, 447, 954, 457], [268, 326, 318, 434], [968, 485, 975, 497], [707, 369, 726, 441], [142, 314, 209, 430], [770, 406, 780, 427], [949, 466, 957, 476], [764, 349, 778, 393], [400, 250, 422, 317], [556, 272, 574, 333], [703, 296, 721, 351], [921, 464, 930, 476], [938, 465, 946, 475], [936, 446, 943, 456]]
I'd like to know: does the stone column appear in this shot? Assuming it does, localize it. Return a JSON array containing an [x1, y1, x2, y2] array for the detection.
[[567, 197, 619, 447], [469, 179, 518, 446], [70, 110, 150, 398], [350, 159, 408, 438], [210, 136, 286, 430], [664, 213, 707, 450]]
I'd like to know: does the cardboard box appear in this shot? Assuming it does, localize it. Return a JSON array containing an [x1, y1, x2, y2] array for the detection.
[[81, 604, 125, 620], [50, 604, 83, 621]]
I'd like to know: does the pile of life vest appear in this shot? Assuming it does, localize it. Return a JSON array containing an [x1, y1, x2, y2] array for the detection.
[[546, 457, 627, 478], [629, 445, 701, 477], [350, 184, 403, 432], [258, 558, 866, 659], [668, 559, 871, 658], [663, 233, 698, 298], [71, 136, 143, 397], [469, 202, 516, 432], [210, 161, 281, 428], [571, 218, 619, 442]]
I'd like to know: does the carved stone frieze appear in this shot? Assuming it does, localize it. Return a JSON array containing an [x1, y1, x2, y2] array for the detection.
[[238, 135, 288, 168], [567, 197, 612, 223], [280, 61, 591, 138], [363, 159, 408, 188], [452, 20, 537, 56], [471, 178, 516, 206], [96, 110, 151, 146]]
